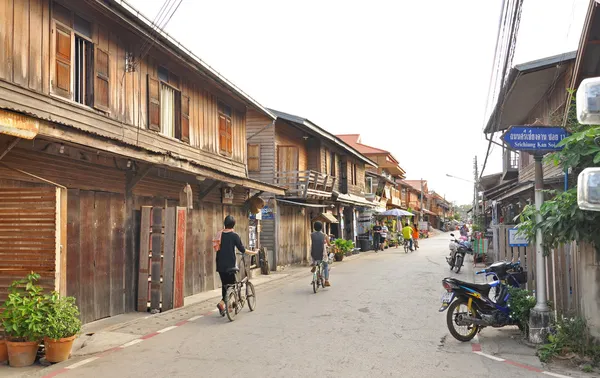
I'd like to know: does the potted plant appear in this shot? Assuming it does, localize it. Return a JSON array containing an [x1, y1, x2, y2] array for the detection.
[[1, 272, 46, 367], [43, 293, 81, 363], [333, 239, 353, 261]]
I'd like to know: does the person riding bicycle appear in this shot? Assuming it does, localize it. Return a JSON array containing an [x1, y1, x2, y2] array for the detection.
[[310, 221, 332, 286], [412, 223, 419, 250], [402, 223, 414, 251], [215, 215, 246, 316]]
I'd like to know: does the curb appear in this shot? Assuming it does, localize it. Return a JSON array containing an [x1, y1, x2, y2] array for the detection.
[[41, 308, 221, 378], [471, 338, 571, 377]]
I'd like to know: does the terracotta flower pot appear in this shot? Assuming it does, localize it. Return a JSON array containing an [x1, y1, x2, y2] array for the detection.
[[334, 253, 344, 262], [44, 335, 76, 363], [0, 339, 7, 363], [6, 340, 39, 367]]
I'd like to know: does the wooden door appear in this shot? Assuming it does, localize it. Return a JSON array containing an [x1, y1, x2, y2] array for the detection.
[[277, 146, 299, 185], [67, 190, 126, 324]]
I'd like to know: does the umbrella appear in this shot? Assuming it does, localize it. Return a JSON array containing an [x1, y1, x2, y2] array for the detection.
[[378, 209, 414, 217]]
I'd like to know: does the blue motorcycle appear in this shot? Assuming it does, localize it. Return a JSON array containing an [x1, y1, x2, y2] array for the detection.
[[439, 261, 527, 342]]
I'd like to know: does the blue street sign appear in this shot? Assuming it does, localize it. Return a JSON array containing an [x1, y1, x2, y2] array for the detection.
[[501, 126, 569, 154]]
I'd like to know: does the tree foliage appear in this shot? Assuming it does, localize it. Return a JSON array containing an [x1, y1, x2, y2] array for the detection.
[[518, 92, 600, 255]]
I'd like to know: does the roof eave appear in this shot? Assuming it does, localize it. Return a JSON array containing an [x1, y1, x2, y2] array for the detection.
[[105, 0, 275, 120]]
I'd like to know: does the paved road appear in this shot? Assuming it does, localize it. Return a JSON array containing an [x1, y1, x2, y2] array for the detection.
[[34, 233, 547, 377]]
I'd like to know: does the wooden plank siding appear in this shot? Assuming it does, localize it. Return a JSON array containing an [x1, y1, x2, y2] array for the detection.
[[275, 120, 309, 172], [246, 109, 275, 184], [0, 0, 255, 180]]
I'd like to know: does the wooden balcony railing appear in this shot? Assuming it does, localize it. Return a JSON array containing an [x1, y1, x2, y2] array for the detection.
[[275, 170, 337, 199]]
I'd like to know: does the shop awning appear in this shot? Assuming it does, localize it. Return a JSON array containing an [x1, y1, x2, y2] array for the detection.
[[276, 199, 330, 207], [422, 209, 436, 216], [312, 212, 339, 223], [337, 193, 375, 208]]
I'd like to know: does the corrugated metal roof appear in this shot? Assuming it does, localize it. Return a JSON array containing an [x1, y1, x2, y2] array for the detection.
[[268, 109, 377, 167], [483, 51, 576, 134]]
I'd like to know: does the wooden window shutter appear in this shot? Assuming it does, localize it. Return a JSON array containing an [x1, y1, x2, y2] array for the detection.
[[181, 95, 190, 143], [219, 115, 227, 153], [226, 118, 232, 154], [94, 47, 110, 111], [54, 24, 72, 98], [147, 75, 161, 131], [174, 91, 182, 139], [247, 144, 260, 172]]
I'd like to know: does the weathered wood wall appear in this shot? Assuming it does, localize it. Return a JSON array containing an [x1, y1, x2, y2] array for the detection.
[[0, 0, 251, 178], [246, 109, 275, 184], [67, 189, 126, 324], [275, 120, 308, 171], [275, 204, 309, 267]]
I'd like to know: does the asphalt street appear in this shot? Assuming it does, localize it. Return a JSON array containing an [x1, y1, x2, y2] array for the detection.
[[29, 233, 551, 378]]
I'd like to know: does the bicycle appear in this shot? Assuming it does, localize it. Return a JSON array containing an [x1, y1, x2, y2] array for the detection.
[[311, 252, 333, 293], [223, 251, 256, 322], [403, 239, 411, 254]]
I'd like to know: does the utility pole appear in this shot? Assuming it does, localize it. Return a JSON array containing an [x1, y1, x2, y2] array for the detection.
[[420, 178, 424, 224], [473, 157, 478, 223], [529, 153, 551, 343]]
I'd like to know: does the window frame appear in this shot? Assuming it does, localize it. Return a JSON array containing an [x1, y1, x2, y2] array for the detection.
[[50, 6, 110, 114], [247, 143, 260, 172], [218, 101, 233, 156], [365, 177, 374, 194]]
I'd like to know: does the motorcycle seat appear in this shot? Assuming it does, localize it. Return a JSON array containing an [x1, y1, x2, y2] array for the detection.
[[446, 278, 492, 295]]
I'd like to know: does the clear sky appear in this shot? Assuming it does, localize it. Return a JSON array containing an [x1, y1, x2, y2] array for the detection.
[[126, 0, 588, 205]]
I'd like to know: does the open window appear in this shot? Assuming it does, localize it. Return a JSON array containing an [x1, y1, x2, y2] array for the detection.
[[146, 67, 189, 143], [51, 3, 110, 111]]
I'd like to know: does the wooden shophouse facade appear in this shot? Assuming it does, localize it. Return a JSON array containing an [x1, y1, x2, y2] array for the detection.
[[246, 109, 376, 269], [0, 0, 283, 323], [336, 134, 406, 211]]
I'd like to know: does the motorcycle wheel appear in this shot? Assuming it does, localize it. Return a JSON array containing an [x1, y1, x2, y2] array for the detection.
[[446, 299, 479, 342], [455, 255, 463, 274]]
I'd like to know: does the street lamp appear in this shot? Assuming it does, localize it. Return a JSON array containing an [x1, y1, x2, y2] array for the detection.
[[445, 173, 475, 183]]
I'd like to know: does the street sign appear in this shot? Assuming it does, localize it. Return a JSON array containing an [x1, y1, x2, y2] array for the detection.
[[508, 228, 529, 247], [501, 126, 569, 154]]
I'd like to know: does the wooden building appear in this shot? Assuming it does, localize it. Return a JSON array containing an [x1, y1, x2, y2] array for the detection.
[[246, 109, 376, 269], [0, 0, 284, 323], [336, 134, 406, 211]]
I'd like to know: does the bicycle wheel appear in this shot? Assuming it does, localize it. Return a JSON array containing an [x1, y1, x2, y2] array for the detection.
[[246, 281, 256, 311], [225, 288, 237, 321], [312, 272, 318, 293]]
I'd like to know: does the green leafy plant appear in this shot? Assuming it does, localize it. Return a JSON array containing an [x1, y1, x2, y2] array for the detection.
[[43, 292, 81, 340], [538, 316, 600, 365], [517, 92, 600, 255], [507, 287, 536, 335], [1, 272, 47, 342], [333, 238, 353, 256]]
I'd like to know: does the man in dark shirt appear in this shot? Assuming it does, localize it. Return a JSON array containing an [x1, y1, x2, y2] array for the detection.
[[310, 221, 331, 286], [216, 215, 255, 315], [373, 221, 383, 252]]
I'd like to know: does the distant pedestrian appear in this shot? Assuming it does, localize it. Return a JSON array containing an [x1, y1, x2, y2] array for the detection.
[[380, 224, 388, 251], [373, 221, 382, 252], [412, 224, 419, 250]]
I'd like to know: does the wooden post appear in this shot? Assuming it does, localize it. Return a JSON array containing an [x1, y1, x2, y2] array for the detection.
[[174, 207, 186, 308]]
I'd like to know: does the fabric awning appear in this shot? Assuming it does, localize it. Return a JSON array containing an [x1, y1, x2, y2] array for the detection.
[[378, 209, 414, 217], [312, 212, 339, 223]]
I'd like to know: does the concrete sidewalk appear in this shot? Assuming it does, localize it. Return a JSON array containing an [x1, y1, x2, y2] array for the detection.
[[466, 256, 591, 378]]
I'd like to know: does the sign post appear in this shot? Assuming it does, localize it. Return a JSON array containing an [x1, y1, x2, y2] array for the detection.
[[502, 124, 569, 344]]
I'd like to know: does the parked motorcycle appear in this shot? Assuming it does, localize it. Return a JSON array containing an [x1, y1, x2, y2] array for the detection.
[[446, 233, 472, 273], [439, 262, 528, 342]]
